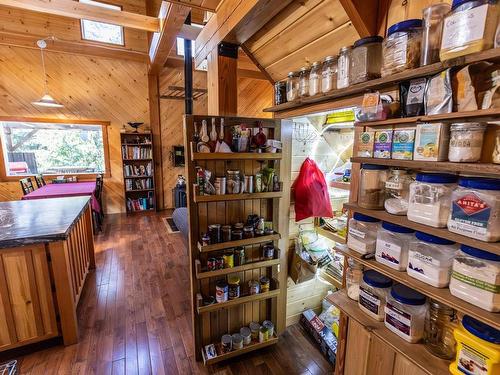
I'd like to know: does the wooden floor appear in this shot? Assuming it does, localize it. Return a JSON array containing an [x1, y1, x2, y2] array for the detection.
[[12, 213, 332, 374]]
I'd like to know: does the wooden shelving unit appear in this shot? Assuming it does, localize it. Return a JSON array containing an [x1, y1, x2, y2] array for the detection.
[[316, 226, 346, 245], [329, 181, 350, 190], [184, 115, 291, 363]]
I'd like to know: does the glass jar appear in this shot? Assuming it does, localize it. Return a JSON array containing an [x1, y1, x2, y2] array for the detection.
[[375, 222, 415, 271], [260, 276, 270, 293], [286, 72, 299, 102], [359, 164, 389, 209], [234, 246, 245, 265], [243, 225, 254, 238], [228, 276, 240, 300], [226, 170, 241, 194], [448, 177, 500, 242], [298, 67, 310, 98], [347, 213, 381, 255], [421, 3, 451, 66], [308, 62, 321, 96], [448, 123, 487, 162], [350, 36, 383, 85], [321, 56, 337, 93], [385, 284, 428, 343], [382, 19, 423, 77], [408, 232, 459, 288], [337, 46, 352, 89], [358, 270, 393, 321], [346, 259, 364, 301], [221, 225, 232, 242], [384, 169, 413, 215], [407, 173, 458, 228], [440, 0, 499, 61], [424, 300, 457, 359], [274, 81, 287, 105]]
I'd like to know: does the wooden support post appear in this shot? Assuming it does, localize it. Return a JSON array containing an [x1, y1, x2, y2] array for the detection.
[[207, 42, 238, 116], [148, 74, 164, 210]]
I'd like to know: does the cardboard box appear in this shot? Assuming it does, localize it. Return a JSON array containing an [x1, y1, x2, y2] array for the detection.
[[392, 129, 415, 160], [414, 123, 450, 161], [300, 309, 337, 365], [357, 131, 375, 157], [374, 130, 393, 159]]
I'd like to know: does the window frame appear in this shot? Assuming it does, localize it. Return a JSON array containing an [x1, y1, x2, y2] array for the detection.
[[79, 0, 125, 47], [0, 117, 111, 182]]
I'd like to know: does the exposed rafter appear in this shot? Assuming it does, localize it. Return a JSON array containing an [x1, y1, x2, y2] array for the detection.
[[339, 0, 380, 37], [167, 0, 219, 12]]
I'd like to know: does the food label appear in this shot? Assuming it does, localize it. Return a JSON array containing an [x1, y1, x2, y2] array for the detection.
[[347, 236, 370, 254], [392, 33, 408, 65], [457, 342, 490, 375], [408, 251, 448, 281], [358, 286, 381, 315], [348, 227, 366, 239], [442, 4, 489, 50], [357, 131, 374, 157], [392, 129, 415, 160], [451, 270, 500, 293], [449, 193, 491, 237], [376, 239, 402, 265], [374, 131, 393, 159], [385, 181, 403, 190], [407, 78, 426, 104], [385, 302, 412, 338]]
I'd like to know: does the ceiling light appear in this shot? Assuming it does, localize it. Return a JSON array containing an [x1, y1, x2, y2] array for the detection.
[[32, 39, 64, 108]]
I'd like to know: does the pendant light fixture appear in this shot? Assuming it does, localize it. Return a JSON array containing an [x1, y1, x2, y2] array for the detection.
[[32, 39, 64, 108]]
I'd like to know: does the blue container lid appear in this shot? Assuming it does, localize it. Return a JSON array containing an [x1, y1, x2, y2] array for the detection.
[[354, 35, 384, 48], [353, 212, 380, 223], [387, 19, 423, 36], [362, 164, 388, 170], [460, 245, 500, 262], [415, 231, 455, 245], [451, 0, 494, 10], [382, 221, 414, 234], [390, 284, 426, 306], [416, 173, 458, 184], [462, 315, 500, 344], [363, 270, 393, 288], [458, 177, 500, 191]]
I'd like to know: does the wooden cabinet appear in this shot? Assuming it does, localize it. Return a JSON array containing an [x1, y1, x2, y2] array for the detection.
[[0, 245, 58, 350]]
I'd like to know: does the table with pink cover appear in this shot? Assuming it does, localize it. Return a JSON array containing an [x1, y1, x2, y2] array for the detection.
[[22, 182, 101, 213]]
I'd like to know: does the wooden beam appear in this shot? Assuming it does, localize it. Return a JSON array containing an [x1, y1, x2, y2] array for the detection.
[[148, 74, 164, 210], [194, 0, 293, 67], [207, 46, 237, 115], [240, 43, 274, 84], [237, 68, 267, 80], [339, 0, 379, 37], [167, 0, 218, 12], [0, 0, 160, 32], [178, 24, 202, 41]]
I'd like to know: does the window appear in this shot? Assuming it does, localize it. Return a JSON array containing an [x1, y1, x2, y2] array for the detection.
[[175, 24, 207, 71], [79, 0, 124, 45], [0, 120, 110, 177]]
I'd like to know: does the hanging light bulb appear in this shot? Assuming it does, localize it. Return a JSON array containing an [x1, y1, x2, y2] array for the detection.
[[32, 39, 64, 108]]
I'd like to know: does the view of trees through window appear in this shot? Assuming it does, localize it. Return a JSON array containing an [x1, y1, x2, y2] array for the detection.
[[0, 122, 105, 176]]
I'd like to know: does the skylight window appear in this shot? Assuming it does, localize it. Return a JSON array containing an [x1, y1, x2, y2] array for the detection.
[[79, 0, 124, 45], [176, 25, 208, 71]]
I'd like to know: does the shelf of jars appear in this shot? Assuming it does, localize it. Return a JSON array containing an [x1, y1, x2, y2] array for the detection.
[[193, 191, 283, 203], [197, 233, 281, 253]]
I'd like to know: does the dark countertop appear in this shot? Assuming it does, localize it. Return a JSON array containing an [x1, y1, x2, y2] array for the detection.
[[0, 196, 90, 249]]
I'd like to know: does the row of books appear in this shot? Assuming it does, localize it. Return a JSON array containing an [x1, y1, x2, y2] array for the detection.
[[122, 145, 152, 160], [125, 178, 153, 191], [126, 196, 154, 212], [123, 163, 152, 177]]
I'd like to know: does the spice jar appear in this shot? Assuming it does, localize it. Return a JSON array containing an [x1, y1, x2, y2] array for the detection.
[[308, 62, 321, 96], [234, 246, 245, 266], [358, 270, 393, 321], [259, 326, 269, 343], [298, 67, 310, 98], [221, 225, 232, 242], [347, 213, 381, 255], [449, 245, 500, 312], [240, 327, 252, 345], [248, 280, 260, 295], [232, 230, 243, 240], [337, 46, 352, 89], [208, 224, 221, 244], [350, 36, 383, 85], [375, 222, 415, 271], [260, 276, 270, 293], [226, 170, 241, 194], [249, 322, 261, 340], [359, 164, 389, 209], [384, 169, 413, 215], [221, 334, 232, 352], [262, 244, 275, 260], [286, 72, 299, 102], [263, 320, 274, 337], [274, 81, 287, 105], [243, 225, 254, 238], [448, 177, 500, 242], [228, 276, 240, 300], [420, 3, 451, 66], [448, 123, 487, 162], [232, 333, 243, 350], [440, 0, 499, 61], [382, 19, 423, 77], [407, 173, 458, 228], [321, 56, 337, 93], [424, 300, 457, 359], [223, 250, 234, 268], [346, 259, 364, 301]]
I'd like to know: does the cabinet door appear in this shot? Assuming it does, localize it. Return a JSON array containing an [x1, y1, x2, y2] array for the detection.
[[393, 355, 428, 375], [344, 319, 371, 375], [367, 336, 396, 375]]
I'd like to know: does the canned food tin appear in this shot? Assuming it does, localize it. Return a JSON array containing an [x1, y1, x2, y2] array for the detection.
[[234, 247, 245, 266], [215, 256, 224, 270], [249, 322, 261, 339], [207, 257, 217, 271], [215, 177, 226, 195], [208, 224, 221, 244], [263, 244, 275, 260], [263, 320, 274, 337], [259, 327, 269, 343], [221, 334, 232, 352], [228, 276, 240, 300], [248, 280, 260, 295], [223, 250, 234, 268], [240, 327, 252, 345], [221, 225, 232, 242], [215, 281, 228, 303], [255, 172, 263, 193], [260, 276, 270, 293], [245, 175, 254, 193]]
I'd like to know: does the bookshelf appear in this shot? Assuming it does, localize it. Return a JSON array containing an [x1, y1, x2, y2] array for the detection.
[[120, 132, 156, 213]]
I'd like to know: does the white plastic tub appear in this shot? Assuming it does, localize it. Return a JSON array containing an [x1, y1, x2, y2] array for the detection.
[[375, 222, 415, 271]]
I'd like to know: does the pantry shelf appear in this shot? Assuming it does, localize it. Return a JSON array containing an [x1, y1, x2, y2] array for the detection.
[[329, 181, 351, 190], [195, 257, 281, 279], [316, 227, 347, 244], [318, 270, 343, 289], [192, 152, 282, 161], [196, 289, 281, 314], [201, 334, 279, 365], [326, 291, 451, 375], [350, 158, 500, 176], [193, 191, 283, 203], [344, 203, 500, 255], [197, 234, 281, 253], [337, 247, 500, 330]]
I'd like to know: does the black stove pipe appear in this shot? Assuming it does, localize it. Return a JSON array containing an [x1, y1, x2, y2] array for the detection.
[[184, 13, 193, 115]]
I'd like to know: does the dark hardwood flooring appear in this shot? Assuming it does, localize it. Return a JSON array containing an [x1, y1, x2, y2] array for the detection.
[[14, 213, 332, 374]]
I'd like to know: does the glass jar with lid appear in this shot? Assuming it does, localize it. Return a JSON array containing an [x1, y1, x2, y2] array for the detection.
[[448, 123, 487, 162], [350, 36, 383, 85], [321, 56, 337, 93], [347, 213, 381, 255], [420, 3, 451, 66], [286, 72, 299, 102], [337, 46, 352, 89], [274, 81, 287, 105], [298, 67, 310, 98], [440, 0, 499, 61], [384, 169, 413, 215], [346, 258, 364, 301], [308, 62, 321, 97], [382, 19, 423, 77], [424, 300, 457, 359], [358, 270, 393, 321], [359, 164, 389, 209]]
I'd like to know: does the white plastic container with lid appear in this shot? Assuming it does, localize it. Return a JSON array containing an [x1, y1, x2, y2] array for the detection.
[[408, 173, 459, 228], [347, 213, 381, 255], [448, 177, 500, 242], [407, 232, 459, 288], [449, 245, 500, 312], [375, 222, 415, 271], [385, 284, 428, 343], [358, 270, 393, 321]]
